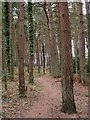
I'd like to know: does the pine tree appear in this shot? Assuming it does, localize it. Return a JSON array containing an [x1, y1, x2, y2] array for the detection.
[[77, 2, 85, 83], [3, 2, 11, 80], [47, 3, 60, 78], [58, 2, 76, 114], [28, 2, 34, 84], [86, 1, 90, 73], [10, 2, 14, 81], [18, 2, 26, 97]]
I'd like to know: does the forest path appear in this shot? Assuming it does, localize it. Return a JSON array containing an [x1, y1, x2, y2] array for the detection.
[[22, 74, 61, 118], [21, 74, 88, 118]]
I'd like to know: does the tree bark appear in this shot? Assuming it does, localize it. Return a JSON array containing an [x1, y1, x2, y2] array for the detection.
[[72, 3, 79, 74], [42, 42, 45, 74], [28, 2, 34, 84], [43, 3, 51, 74], [86, 2, 90, 73], [57, 3, 62, 70], [18, 2, 26, 97], [10, 2, 14, 81], [47, 3, 60, 78], [3, 2, 11, 79], [35, 33, 40, 73], [77, 2, 85, 83], [59, 2, 76, 114], [2, 3, 7, 90]]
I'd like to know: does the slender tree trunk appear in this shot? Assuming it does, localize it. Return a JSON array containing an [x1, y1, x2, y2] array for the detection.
[[43, 3, 51, 74], [10, 2, 14, 81], [72, 3, 78, 74], [40, 51, 43, 67], [45, 31, 51, 74], [86, 2, 90, 73], [77, 2, 85, 83], [2, 4, 7, 90], [3, 3, 11, 80], [57, 3, 62, 69], [28, 2, 34, 84], [47, 3, 60, 78], [2, 34, 7, 90], [3, 2, 11, 89], [35, 34, 40, 73], [2, 17, 5, 81], [46, 30, 52, 74], [42, 42, 45, 74], [2, 41, 4, 78], [14, 22, 19, 67], [18, 2, 26, 97], [59, 2, 76, 114]]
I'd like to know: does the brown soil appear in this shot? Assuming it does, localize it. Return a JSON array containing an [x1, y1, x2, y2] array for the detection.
[[21, 74, 88, 118], [3, 74, 88, 118]]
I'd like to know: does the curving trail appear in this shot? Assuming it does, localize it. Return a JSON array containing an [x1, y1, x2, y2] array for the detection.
[[21, 74, 88, 118]]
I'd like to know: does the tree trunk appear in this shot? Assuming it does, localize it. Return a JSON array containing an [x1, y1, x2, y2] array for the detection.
[[57, 3, 62, 70], [77, 2, 85, 83], [86, 2, 90, 73], [42, 42, 45, 74], [43, 3, 51, 74], [2, 32, 7, 90], [47, 3, 60, 78], [35, 33, 40, 73], [28, 2, 34, 84], [2, 3, 7, 90], [18, 2, 26, 97], [10, 2, 14, 81], [14, 21, 19, 67], [59, 2, 76, 114], [3, 2, 11, 80], [72, 3, 79, 74], [3, 2, 11, 89]]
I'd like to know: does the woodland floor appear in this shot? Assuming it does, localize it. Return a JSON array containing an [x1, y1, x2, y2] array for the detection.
[[2, 69, 88, 118]]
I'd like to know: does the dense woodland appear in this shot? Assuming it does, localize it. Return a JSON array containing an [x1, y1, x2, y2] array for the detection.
[[1, 0, 90, 118]]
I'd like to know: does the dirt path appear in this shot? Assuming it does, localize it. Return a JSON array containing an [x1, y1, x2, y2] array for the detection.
[[21, 74, 88, 118]]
